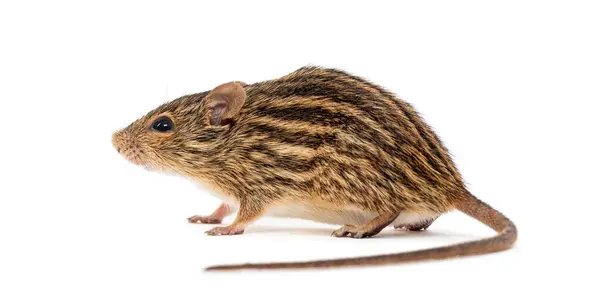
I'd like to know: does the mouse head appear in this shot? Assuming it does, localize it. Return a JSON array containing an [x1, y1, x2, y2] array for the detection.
[[112, 81, 246, 175]]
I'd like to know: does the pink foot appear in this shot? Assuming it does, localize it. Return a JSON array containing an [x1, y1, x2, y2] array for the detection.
[[187, 215, 222, 224], [205, 226, 244, 236], [393, 219, 435, 231]]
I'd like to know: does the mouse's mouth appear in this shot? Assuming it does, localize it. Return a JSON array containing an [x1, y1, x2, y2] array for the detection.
[[122, 151, 146, 166]]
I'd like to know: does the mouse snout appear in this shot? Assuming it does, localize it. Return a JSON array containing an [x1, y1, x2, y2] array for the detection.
[[112, 130, 131, 157], [112, 131, 123, 153], [112, 130, 147, 166]]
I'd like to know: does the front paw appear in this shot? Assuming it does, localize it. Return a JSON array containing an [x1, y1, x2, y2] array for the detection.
[[205, 226, 244, 236], [187, 215, 222, 224]]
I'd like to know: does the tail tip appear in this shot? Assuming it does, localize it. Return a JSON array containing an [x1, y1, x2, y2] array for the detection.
[[204, 264, 251, 272], [204, 265, 226, 272]]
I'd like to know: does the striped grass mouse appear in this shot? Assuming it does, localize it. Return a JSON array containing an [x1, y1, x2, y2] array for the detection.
[[112, 66, 517, 271]]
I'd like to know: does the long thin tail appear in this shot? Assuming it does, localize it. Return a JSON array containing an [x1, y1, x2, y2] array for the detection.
[[205, 193, 517, 271]]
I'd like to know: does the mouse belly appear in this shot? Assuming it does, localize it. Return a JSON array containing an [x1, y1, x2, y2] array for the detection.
[[265, 203, 376, 225], [264, 203, 438, 227]]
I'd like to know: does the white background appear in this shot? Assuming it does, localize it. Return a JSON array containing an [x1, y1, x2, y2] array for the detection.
[[1, 1, 599, 300]]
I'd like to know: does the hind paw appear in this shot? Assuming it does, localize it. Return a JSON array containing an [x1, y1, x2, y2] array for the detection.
[[332, 225, 377, 238], [394, 219, 435, 231]]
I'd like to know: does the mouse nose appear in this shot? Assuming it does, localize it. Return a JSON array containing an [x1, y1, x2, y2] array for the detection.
[[112, 131, 123, 154]]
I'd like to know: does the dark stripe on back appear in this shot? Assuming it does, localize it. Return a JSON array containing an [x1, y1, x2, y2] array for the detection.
[[240, 122, 337, 149], [254, 74, 442, 189], [323, 68, 455, 180]]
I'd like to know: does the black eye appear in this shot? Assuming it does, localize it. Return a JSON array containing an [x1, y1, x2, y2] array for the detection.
[[151, 117, 174, 132]]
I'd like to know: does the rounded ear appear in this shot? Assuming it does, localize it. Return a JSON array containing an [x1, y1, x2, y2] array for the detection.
[[205, 81, 246, 126]]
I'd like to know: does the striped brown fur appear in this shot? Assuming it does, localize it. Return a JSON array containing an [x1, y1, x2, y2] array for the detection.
[[112, 66, 517, 271]]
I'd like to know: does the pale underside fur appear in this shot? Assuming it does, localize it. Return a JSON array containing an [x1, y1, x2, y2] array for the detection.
[[265, 202, 439, 227], [194, 177, 437, 227]]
